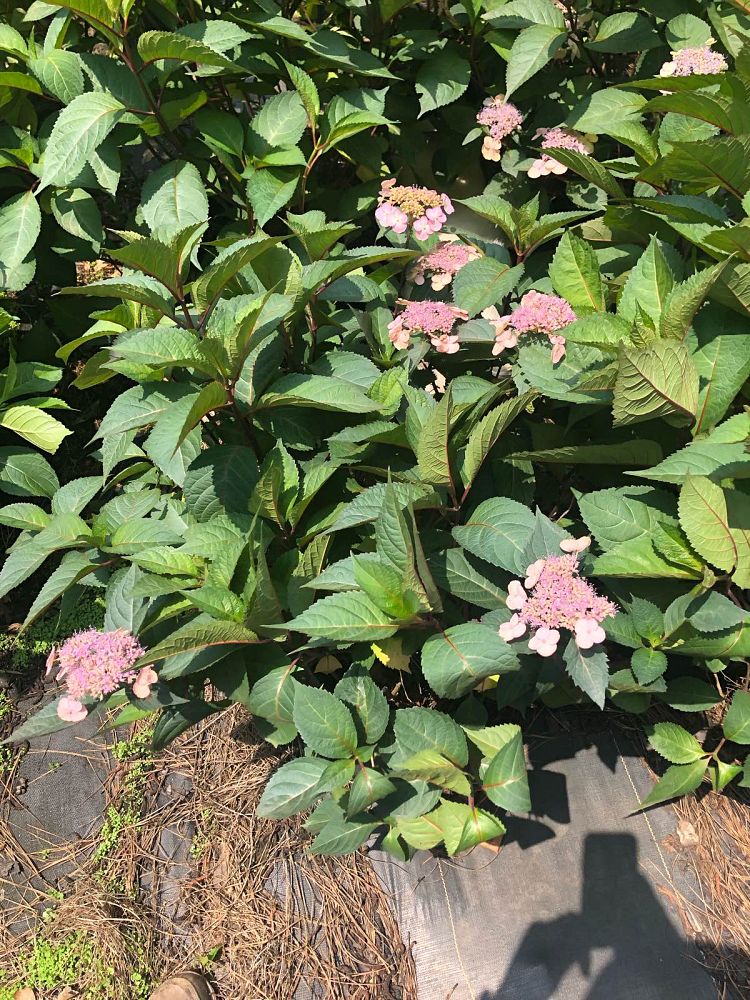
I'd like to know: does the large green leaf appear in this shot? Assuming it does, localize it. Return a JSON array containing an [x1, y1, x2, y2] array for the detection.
[[482, 728, 531, 812], [0, 191, 40, 292], [415, 48, 470, 116], [505, 24, 567, 97], [335, 666, 389, 744], [392, 706, 469, 768], [637, 759, 707, 810], [292, 685, 358, 758], [648, 722, 705, 764], [679, 477, 750, 586], [285, 592, 399, 642], [453, 258, 524, 316], [453, 497, 536, 573], [0, 404, 70, 454], [613, 341, 698, 426], [723, 691, 750, 745], [257, 757, 331, 818], [39, 92, 124, 190], [549, 232, 604, 314], [421, 622, 519, 699], [563, 639, 609, 708]]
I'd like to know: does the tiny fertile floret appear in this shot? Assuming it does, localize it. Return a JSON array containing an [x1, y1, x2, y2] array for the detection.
[[410, 239, 481, 291], [528, 127, 595, 179], [660, 44, 728, 77], [476, 97, 524, 161], [483, 291, 576, 364]]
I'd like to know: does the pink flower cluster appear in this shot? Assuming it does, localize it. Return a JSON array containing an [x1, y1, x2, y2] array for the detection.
[[482, 290, 576, 364], [476, 97, 524, 161], [47, 628, 156, 723], [409, 238, 481, 291], [375, 179, 454, 239], [528, 127, 595, 179], [660, 44, 728, 77], [388, 299, 468, 354], [498, 537, 618, 658]]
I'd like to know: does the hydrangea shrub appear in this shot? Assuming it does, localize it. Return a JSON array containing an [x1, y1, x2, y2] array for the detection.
[[0, 0, 749, 858]]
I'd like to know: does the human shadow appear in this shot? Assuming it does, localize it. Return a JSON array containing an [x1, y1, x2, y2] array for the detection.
[[478, 833, 715, 1000]]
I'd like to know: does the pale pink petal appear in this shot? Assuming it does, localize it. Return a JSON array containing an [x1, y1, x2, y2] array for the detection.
[[57, 696, 88, 723], [498, 614, 527, 642], [560, 536, 591, 554], [132, 665, 158, 700], [506, 580, 527, 611]]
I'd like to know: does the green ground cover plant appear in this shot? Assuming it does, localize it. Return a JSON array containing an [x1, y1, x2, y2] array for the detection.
[[0, 0, 749, 858]]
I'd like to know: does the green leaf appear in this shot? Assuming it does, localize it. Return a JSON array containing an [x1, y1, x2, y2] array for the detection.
[[652, 136, 750, 198], [723, 690, 750, 745], [0, 191, 41, 291], [648, 722, 705, 764], [543, 147, 625, 198], [246, 664, 298, 732], [257, 757, 331, 818], [613, 341, 698, 426], [679, 477, 749, 582], [141, 161, 209, 242], [549, 232, 604, 314], [39, 92, 124, 191], [587, 12, 658, 53], [392, 706, 469, 768], [483, 728, 530, 813], [250, 91, 308, 148], [23, 551, 97, 629], [453, 497, 536, 573], [452, 258, 524, 316], [285, 592, 398, 642], [395, 749, 471, 795], [309, 816, 378, 855], [415, 48, 470, 116], [637, 759, 706, 810], [0, 404, 70, 454], [634, 413, 750, 485], [292, 685, 358, 759], [29, 49, 84, 103], [50, 189, 103, 249], [631, 648, 668, 685], [259, 373, 381, 414], [563, 639, 609, 708], [184, 445, 259, 522], [137, 30, 236, 68], [138, 619, 259, 667], [511, 442, 662, 467], [421, 622, 519, 699], [687, 591, 747, 633], [334, 665, 389, 744], [662, 677, 721, 712], [428, 548, 507, 610], [659, 263, 726, 342], [437, 801, 506, 856], [618, 237, 676, 326], [416, 385, 453, 487], [283, 59, 320, 126], [0, 502, 50, 530], [692, 332, 750, 435], [347, 768, 396, 816], [459, 393, 533, 491], [0, 513, 90, 599], [505, 24, 567, 97]]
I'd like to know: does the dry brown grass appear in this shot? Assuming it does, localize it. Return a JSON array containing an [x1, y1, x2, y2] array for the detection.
[[661, 789, 750, 1000], [0, 707, 417, 1000]]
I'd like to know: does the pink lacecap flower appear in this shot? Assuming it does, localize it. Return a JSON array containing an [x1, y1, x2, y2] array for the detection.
[[388, 300, 468, 353], [498, 546, 617, 659], [483, 291, 576, 365], [48, 628, 147, 723], [376, 179, 454, 238], [476, 97, 524, 161], [528, 127, 595, 179], [660, 44, 728, 77], [410, 238, 481, 290]]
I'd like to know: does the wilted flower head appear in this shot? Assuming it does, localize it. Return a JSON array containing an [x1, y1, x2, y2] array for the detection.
[[476, 97, 524, 161], [498, 540, 617, 658], [388, 299, 468, 352], [660, 43, 728, 77], [528, 127, 595, 179], [483, 291, 576, 364], [375, 179, 454, 239], [48, 628, 153, 723], [410, 238, 481, 291]]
